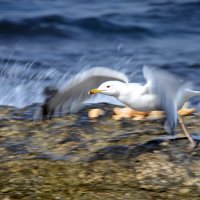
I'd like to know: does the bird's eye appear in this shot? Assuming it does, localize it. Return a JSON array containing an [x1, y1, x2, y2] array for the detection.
[[107, 85, 110, 88]]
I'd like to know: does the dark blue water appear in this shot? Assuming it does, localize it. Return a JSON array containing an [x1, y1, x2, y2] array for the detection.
[[0, 0, 200, 107]]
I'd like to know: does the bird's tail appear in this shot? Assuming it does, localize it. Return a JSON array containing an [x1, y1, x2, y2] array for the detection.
[[177, 87, 200, 109], [185, 89, 200, 103], [186, 89, 200, 98]]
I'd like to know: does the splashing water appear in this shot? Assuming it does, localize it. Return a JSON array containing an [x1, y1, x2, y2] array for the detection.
[[0, 55, 127, 108], [0, 57, 63, 108]]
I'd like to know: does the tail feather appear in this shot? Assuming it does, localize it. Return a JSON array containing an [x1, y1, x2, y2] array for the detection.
[[177, 88, 200, 109]]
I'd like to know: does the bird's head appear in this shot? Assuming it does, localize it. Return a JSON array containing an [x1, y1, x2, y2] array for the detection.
[[89, 81, 124, 97]]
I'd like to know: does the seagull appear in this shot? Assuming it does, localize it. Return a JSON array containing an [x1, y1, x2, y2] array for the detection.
[[39, 66, 200, 148]]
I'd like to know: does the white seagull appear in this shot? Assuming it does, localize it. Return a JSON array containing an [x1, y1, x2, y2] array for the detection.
[[40, 66, 200, 148]]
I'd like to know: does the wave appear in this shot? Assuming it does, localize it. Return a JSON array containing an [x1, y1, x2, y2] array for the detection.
[[0, 15, 71, 37], [0, 0, 199, 39], [73, 16, 154, 37], [0, 14, 155, 38]]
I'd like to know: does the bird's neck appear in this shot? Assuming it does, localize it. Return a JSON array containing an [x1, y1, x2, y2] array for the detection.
[[115, 84, 130, 99]]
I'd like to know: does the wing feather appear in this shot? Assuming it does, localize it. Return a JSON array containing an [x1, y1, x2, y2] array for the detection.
[[41, 67, 128, 117], [143, 66, 188, 134]]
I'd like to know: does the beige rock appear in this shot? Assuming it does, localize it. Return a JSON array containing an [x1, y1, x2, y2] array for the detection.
[[1, 187, 12, 193], [112, 115, 123, 121], [113, 106, 196, 121], [132, 116, 145, 121], [178, 188, 191, 194], [146, 111, 165, 120], [133, 110, 149, 117], [178, 108, 196, 116], [3, 196, 11, 200], [113, 107, 148, 120], [113, 107, 133, 117], [113, 107, 123, 115], [88, 109, 105, 119]]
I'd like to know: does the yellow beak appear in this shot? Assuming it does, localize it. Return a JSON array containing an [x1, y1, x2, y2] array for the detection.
[[88, 88, 102, 94]]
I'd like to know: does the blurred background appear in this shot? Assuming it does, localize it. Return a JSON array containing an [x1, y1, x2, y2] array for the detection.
[[0, 0, 200, 108]]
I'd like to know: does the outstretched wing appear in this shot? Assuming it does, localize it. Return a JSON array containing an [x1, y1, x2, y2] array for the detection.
[[41, 67, 128, 117], [143, 66, 189, 134]]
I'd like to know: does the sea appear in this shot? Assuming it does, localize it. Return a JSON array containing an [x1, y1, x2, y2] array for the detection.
[[0, 0, 200, 108]]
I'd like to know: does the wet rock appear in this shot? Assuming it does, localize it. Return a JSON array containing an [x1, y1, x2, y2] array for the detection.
[[0, 103, 199, 199]]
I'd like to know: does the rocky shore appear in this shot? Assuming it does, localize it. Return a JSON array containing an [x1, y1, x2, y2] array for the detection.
[[0, 103, 200, 200]]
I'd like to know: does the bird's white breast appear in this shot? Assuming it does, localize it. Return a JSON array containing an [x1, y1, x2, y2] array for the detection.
[[117, 83, 159, 111]]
